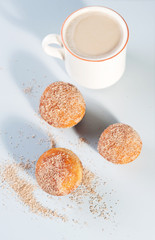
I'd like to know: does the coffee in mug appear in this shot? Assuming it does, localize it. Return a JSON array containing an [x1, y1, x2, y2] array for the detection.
[[65, 11, 122, 60], [42, 6, 129, 89]]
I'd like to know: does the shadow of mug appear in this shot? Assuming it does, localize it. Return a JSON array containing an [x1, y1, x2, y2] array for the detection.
[[0, 0, 84, 39]]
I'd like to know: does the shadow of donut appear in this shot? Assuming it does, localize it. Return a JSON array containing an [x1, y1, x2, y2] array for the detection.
[[74, 99, 119, 151], [1, 116, 51, 179]]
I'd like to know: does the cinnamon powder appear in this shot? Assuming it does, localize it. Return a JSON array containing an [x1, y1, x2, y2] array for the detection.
[[0, 162, 116, 222], [1, 163, 67, 222]]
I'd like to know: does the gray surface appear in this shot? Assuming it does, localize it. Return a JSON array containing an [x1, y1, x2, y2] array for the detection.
[[0, 1, 155, 240]]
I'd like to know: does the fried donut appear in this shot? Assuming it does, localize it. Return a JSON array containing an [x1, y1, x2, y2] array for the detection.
[[39, 81, 86, 128], [98, 123, 142, 164], [35, 148, 83, 196]]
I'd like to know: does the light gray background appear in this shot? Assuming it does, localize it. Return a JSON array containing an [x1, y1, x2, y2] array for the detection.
[[0, 0, 155, 240]]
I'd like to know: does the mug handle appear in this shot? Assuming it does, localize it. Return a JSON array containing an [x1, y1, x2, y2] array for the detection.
[[42, 34, 65, 60]]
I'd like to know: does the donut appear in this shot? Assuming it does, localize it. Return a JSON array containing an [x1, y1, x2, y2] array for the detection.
[[39, 81, 86, 128], [98, 123, 142, 164], [35, 148, 83, 196]]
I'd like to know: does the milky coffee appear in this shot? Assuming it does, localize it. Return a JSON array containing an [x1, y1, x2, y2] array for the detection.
[[65, 11, 122, 59]]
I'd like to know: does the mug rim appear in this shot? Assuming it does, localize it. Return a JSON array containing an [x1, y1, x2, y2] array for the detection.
[[61, 6, 129, 62]]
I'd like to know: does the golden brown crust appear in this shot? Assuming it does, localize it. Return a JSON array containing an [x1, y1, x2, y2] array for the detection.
[[39, 81, 86, 128], [98, 123, 142, 164], [35, 148, 83, 196]]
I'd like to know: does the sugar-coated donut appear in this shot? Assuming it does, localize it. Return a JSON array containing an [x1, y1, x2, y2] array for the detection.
[[35, 148, 83, 196], [98, 123, 142, 164], [39, 81, 86, 128]]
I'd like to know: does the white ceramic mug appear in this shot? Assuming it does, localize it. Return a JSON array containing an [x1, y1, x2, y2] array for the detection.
[[42, 6, 129, 89]]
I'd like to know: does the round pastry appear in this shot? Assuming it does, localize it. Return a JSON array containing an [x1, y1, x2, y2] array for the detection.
[[35, 148, 83, 196], [98, 123, 142, 164], [39, 81, 86, 128]]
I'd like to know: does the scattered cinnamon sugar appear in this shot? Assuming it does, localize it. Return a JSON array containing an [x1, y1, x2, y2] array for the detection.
[[23, 86, 33, 94], [0, 125, 117, 223], [48, 132, 56, 148], [79, 137, 88, 144], [70, 168, 113, 219], [0, 160, 117, 223], [1, 163, 67, 222], [19, 160, 32, 170]]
